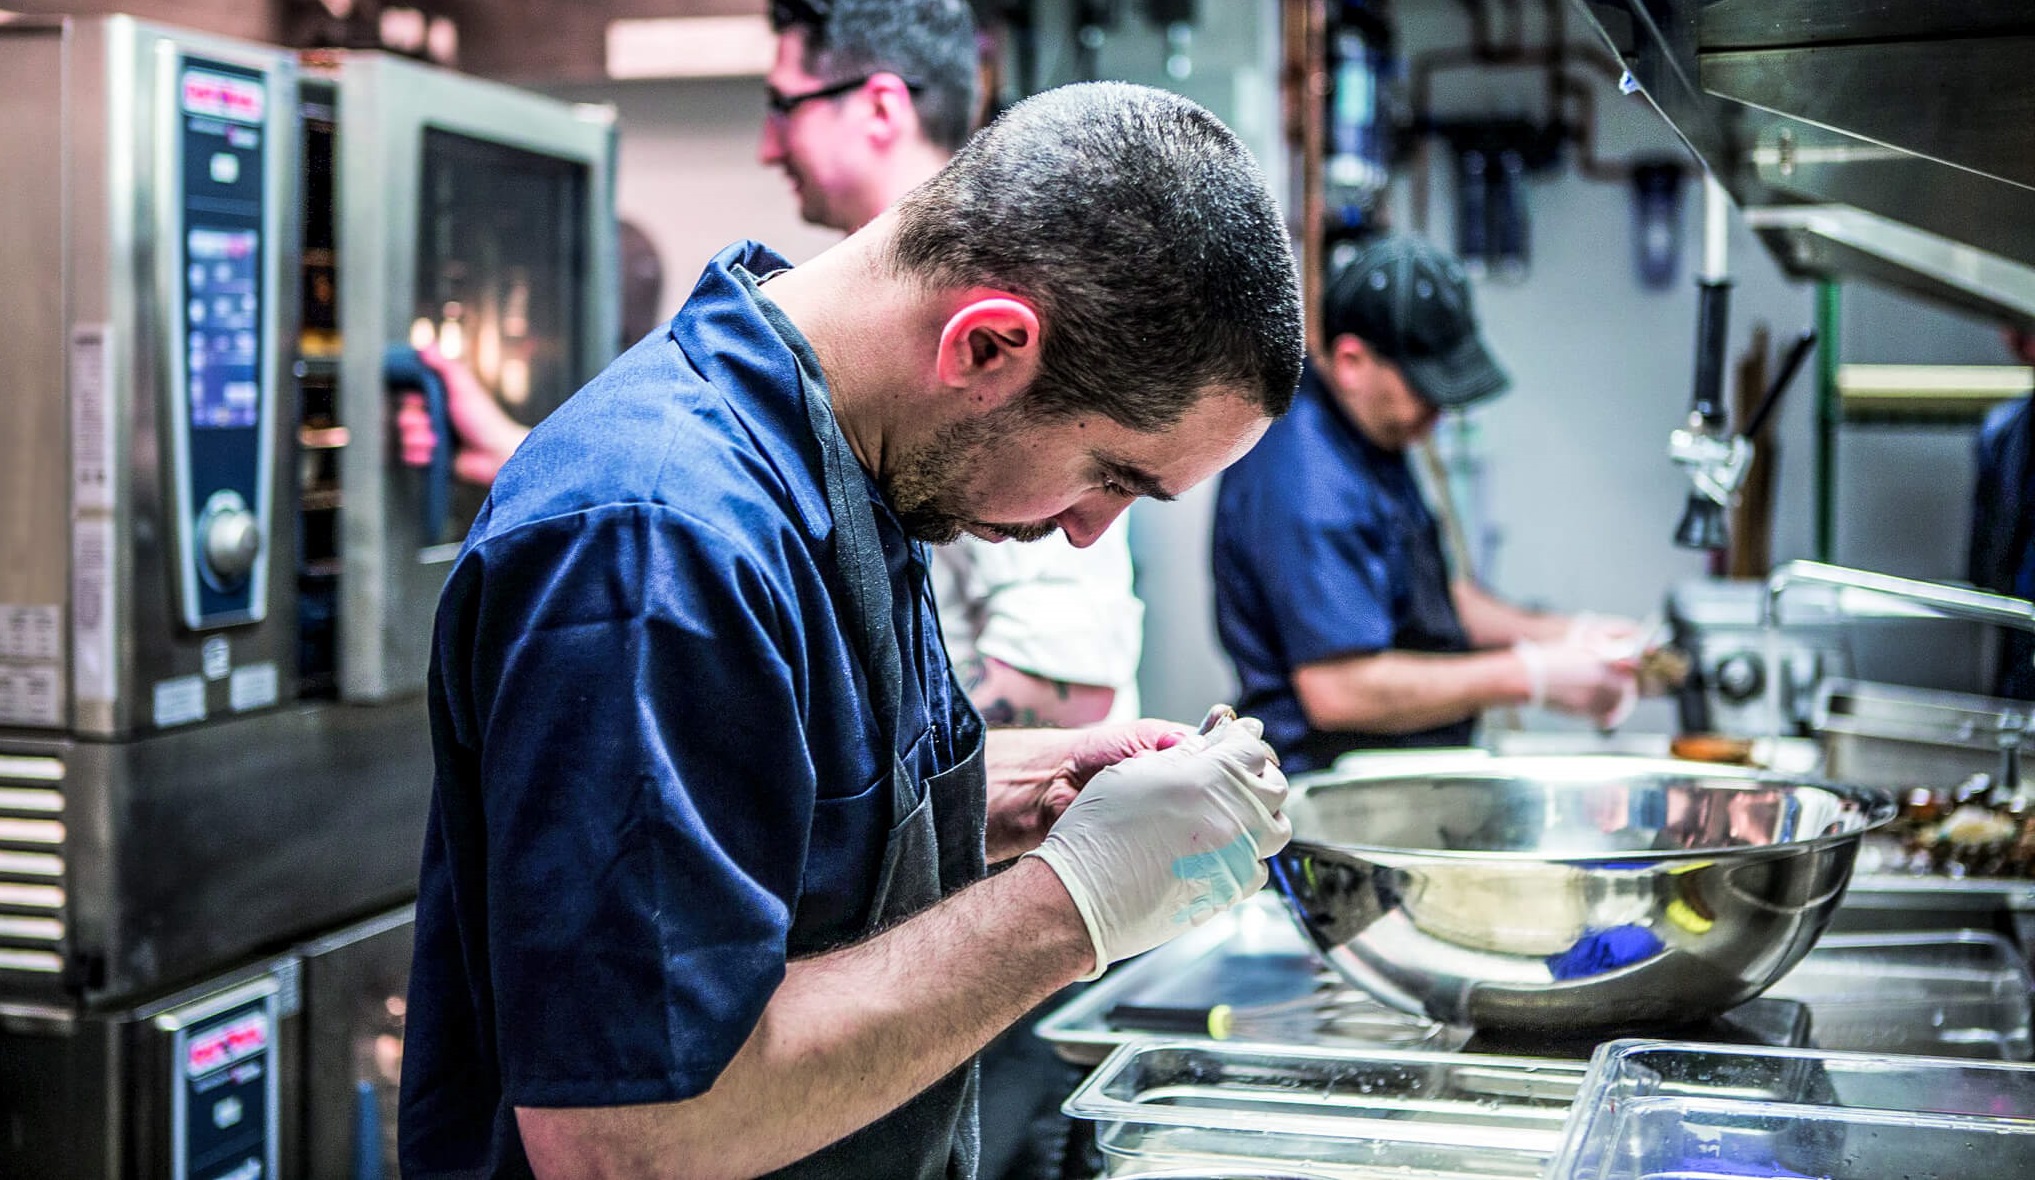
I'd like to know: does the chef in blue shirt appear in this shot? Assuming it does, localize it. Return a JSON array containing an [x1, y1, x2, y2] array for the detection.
[[399, 83, 1302, 1180], [1971, 329, 2035, 700], [1212, 233, 1641, 775]]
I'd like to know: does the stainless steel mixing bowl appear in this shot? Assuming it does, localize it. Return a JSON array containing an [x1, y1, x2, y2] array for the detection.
[[1270, 754, 1895, 1033]]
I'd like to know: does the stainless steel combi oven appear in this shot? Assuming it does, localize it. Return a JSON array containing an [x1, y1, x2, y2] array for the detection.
[[0, 16, 615, 1177], [0, 12, 308, 1004]]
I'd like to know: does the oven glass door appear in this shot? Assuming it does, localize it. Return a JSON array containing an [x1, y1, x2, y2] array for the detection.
[[411, 129, 589, 546]]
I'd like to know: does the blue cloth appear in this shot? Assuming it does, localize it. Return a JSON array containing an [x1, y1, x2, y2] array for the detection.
[[1971, 394, 2035, 700], [1212, 365, 1473, 774], [400, 242, 970, 1176], [1544, 925, 1664, 980], [1655, 1162, 1812, 1179]]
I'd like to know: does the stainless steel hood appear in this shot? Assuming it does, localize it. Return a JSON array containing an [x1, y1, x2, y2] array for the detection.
[[1570, 0, 2035, 327]]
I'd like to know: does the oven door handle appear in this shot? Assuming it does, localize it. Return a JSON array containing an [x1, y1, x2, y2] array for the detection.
[[383, 344, 453, 545]]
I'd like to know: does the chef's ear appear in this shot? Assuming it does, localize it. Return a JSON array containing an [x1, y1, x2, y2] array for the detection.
[[1323, 332, 1376, 389], [936, 294, 1042, 408], [1328, 332, 1375, 367]]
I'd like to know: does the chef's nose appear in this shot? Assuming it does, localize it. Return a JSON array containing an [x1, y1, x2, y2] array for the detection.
[[1055, 499, 1128, 549]]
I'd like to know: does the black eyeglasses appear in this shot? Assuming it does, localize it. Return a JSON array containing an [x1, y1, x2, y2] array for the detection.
[[769, 0, 831, 33], [766, 74, 924, 118]]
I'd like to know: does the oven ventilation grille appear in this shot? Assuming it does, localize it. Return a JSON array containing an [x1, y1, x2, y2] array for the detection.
[[0, 755, 66, 976]]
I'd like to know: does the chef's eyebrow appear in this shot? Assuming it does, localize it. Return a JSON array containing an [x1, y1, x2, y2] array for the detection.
[[1095, 455, 1176, 502]]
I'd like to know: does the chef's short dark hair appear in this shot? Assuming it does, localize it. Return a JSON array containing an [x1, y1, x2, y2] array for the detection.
[[889, 82, 1304, 430], [772, 0, 980, 152]]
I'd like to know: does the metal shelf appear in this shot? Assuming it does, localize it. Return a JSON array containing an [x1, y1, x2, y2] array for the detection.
[[1838, 363, 2030, 426]]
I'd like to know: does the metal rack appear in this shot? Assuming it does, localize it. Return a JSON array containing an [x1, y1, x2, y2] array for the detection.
[[1809, 281, 2032, 560]]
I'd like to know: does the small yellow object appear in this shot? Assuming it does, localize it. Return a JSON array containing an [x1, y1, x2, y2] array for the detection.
[[1664, 862, 1717, 933], [1207, 1004, 1235, 1040], [1665, 897, 1714, 934]]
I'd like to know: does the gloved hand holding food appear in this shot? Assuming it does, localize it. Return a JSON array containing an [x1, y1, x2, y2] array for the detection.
[[1024, 715, 1290, 980], [1565, 612, 1646, 655], [1514, 638, 1641, 729]]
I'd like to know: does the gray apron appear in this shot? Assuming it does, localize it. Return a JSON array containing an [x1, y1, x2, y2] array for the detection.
[[761, 290, 989, 1180]]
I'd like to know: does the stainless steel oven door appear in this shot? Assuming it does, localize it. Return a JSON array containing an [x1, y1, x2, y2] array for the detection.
[[324, 52, 618, 702]]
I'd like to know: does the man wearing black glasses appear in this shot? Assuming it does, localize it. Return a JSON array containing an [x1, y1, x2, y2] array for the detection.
[[760, 0, 976, 234]]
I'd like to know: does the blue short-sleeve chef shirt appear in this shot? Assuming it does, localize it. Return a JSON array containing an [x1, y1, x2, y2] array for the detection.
[[1972, 394, 2035, 700], [399, 242, 968, 1176], [1212, 365, 1472, 773]]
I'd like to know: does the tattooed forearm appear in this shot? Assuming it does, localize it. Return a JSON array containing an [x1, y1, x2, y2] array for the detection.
[[978, 698, 1057, 729], [956, 655, 989, 693], [963, 657, 1116, 729]]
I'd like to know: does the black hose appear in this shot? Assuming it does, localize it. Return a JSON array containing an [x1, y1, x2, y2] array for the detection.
[[1743, 329, 1816, 441], [1690, 279, 1732, 427]]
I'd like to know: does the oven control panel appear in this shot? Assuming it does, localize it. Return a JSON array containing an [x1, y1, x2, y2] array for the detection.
[[172, 57, 276, 630], [169, 989, 279, 1180]]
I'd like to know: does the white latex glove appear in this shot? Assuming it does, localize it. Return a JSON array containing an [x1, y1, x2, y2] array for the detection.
[[1024, 717, 1291, 981], [1564, 612, 1646, 657], [1515, 639, 1640, 729]]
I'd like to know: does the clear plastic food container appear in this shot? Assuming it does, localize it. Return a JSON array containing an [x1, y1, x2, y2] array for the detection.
[[1062, 1040, 1585, 1178], [1768, 930, 2034, 1059], [1035, 897, 1462, 1066], [1548, 1039, 2035, 1180]]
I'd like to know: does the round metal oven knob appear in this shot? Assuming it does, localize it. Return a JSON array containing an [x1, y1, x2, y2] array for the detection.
[[199, 491, 262, 584], [1714, 651, 1765, 703]]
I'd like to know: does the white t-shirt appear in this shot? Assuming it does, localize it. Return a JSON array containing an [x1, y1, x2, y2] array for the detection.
[[929, 520, 1144, 724]]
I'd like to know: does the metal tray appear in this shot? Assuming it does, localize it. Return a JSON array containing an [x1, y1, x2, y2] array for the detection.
[[1064, 1039, 1587, 1179], [1841, 869, 2035, 910], [1097, 1171, 1338, 1179], [1549, 1039, 2035, 1180], [1487, 731, 1824, 775], [1768, 930, 2035, 1059], [1035, 898, 1464, 1066]]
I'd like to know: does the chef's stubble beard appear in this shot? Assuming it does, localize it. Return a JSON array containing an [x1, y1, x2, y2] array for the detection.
[[889, 401, 1060, 546]]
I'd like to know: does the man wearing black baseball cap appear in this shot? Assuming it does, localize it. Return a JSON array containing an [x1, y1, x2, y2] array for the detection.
[[1212, 232, 1641, 771]]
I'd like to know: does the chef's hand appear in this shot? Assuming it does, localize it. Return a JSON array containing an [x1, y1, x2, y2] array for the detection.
[[983, 720, 1189, 863], [1514, 639, 1640, 729], [396, 346, 530, 487], [1024, 718, 1290, 980], [1565, 612, 1645, 656], [395, 393, 440, 467]]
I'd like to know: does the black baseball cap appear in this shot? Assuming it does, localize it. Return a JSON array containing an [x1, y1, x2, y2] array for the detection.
[[1325, 233, 1510, 409]]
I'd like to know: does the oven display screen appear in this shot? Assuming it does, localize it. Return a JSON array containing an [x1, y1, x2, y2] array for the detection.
[[186, 228, 261, 429], [180, 64, 266, 431]]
